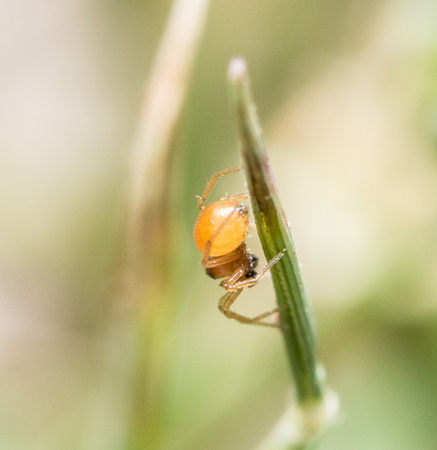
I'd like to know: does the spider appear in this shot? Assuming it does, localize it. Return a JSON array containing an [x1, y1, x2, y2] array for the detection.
[[193, 166, 286, 327]]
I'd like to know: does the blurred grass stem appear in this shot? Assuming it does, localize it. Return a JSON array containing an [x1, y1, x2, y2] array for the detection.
[[92, 1, 210, 449], [124, 0, 210, 301]]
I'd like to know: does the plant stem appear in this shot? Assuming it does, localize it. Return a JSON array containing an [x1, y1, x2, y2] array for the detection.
[[228, 57, 322, 403], [229, 58, 339, 448]]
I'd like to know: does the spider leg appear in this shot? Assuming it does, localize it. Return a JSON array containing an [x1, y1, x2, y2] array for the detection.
[[202, 251, 240, 269], [218, 290, 281, 328], [197, 166, 243, 209], [222, 249, 286, 290], [220, 193, 249, 203]]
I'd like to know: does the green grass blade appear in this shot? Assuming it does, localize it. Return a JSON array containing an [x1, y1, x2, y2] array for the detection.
[[228, 57, 323, 403], [229, 58, 339, 447]]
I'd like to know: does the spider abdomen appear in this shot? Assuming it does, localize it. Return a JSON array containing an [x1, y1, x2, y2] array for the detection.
[[193, 199, 248, 257]]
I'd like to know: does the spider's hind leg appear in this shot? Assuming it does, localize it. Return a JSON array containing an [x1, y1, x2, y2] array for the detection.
[[218, 290, 282, 328]]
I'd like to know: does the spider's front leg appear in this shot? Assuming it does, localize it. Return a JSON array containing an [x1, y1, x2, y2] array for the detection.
[[222, 249, 286, 291]]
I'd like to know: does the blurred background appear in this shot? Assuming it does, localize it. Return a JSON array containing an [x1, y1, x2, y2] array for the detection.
[[1, 0, 437, 449]]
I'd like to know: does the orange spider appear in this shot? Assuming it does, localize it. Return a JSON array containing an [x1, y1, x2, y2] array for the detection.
[[194, 166, 285, 327]]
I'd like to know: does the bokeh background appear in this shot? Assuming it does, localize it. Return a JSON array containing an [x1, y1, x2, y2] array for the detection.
[[2, 0, 437, 449]]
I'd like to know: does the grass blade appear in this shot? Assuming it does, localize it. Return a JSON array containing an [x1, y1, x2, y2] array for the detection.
[[228, 57, 338, 446]]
